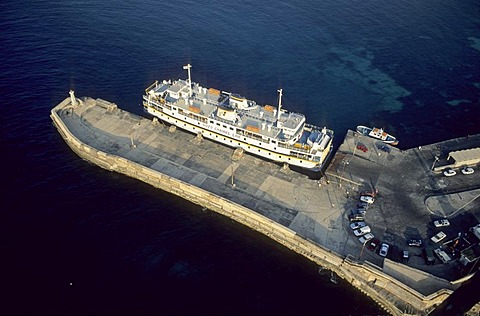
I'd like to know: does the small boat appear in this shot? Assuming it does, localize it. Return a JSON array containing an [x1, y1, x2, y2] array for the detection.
[[356, 125, 399, 145]]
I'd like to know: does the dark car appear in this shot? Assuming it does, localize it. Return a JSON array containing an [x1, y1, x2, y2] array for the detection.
[[423, 248, 435, 265], [349, 213, 364, 222], [358, 202, 369, 209], [355, 207, 367, 215], [407, 239, 423, 247], [367, 238, 380, 251], [378, 144, 390, 153], [357, 143, 368, 152]]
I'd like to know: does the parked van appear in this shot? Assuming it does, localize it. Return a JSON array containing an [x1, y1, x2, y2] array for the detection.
[[434, 248, 452, 264], [423, 248, 435, 265]]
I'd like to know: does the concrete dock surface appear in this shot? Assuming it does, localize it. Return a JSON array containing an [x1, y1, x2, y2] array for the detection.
[[52, 96, 480, 314]]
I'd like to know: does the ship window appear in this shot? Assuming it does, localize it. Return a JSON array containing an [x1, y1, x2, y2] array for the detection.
[[238, 143, 240, 145], [210, 120, 214, 124], [288, 158, 291, 160], [259, 143, 261, 146], [258, 150, 260, 152], [216, 123, 220, 126], [229, 127, 234, 130], [279, 156, 282, 158], [248, 146, 251, 149], [268, 153, 271, 155], [244, 138, 247, 141], [300, 161, 302, 163], [272, 140, 276, 144], [274, 147, 276, 150], [223, 125, 226, 128]]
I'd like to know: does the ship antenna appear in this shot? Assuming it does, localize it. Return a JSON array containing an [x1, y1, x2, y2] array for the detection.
[[277, 88, 283, 123], [183, 64, 192, 96]]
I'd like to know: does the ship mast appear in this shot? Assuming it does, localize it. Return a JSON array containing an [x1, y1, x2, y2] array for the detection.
[[277, 88, 283, 125], [183, 64, 192, 96]]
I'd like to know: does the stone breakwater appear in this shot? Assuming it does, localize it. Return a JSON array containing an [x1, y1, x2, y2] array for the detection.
[[51, 96, 468, 315]]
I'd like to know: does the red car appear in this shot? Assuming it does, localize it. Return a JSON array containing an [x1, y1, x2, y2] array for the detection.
[[367, 238, 380, 251], [357, 143, 368, 152]]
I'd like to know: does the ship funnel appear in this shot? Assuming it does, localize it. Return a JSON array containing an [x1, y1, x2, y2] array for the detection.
[[69, 90, 77, 106]]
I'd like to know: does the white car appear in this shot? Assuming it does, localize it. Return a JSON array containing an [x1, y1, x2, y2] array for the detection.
[[359, 195, 375, 204], [461, 167, 475, 175], [359, 233, 374, 244], [431, 231, 447, 243], [379, 243, 389, 257], [350, 221, 366, 230], [354, 226, 371, 236], [443, 169, 456, 177], [433, 219, 450, 227]]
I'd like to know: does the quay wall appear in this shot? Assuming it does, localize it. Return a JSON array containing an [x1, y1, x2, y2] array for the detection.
[[51, 101, 455, 316]]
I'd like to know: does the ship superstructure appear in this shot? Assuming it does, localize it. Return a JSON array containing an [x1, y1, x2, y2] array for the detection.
[[143, 64, 333, 171]]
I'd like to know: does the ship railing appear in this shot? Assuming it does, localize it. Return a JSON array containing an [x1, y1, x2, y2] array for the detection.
[[213, 115, 238, 126], [145, 81, 158, 93], [278, 142, 311, 154]]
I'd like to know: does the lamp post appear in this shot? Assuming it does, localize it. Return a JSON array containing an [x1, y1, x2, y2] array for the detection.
[[431, 156, 439, 171], [359, 239, 368, 260], [231, 162, 236, 187]]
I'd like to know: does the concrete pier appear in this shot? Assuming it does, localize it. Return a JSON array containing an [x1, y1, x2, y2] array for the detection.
[[51, 95, 480, 315]]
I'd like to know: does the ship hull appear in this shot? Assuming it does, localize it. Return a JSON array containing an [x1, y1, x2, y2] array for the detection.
[[144, 104, 332, 172], [356, 125, 398, 146]]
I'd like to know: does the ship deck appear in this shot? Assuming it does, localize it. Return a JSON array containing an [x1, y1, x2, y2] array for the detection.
[[148, 80, 319, 143]]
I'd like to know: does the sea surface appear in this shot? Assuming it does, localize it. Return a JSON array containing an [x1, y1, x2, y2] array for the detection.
[[1, 0, 479, 315]]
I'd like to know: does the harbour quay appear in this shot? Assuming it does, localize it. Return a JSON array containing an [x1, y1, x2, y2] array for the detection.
[[51, 94, 480, 316]]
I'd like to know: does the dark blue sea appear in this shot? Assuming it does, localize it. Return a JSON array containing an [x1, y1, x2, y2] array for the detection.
[[1, 0, 479, 315]]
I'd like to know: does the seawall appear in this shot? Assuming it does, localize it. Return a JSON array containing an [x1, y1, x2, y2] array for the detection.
[[51, 96, 473, 315]]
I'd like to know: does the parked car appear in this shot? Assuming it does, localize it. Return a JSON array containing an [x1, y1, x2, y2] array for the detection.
[[379, 243, 390, 257], [461, 167, 475, 175], [350, 221, 366, 230], [407, 239, 423, 247], [359, 195, 375, 204], [433, 219, 450, 227], [361, 189, 378, 198], [423, 247, 435, 265], [359, 233, 374, 244], [357, 202, 370, 209], [368, 238, 380, 251], [402, 250, 409, 263], [354, 226, 371, 236], [357, 143, 368, 152], [443, 168, 456, 177], [431, 231, 447, 243], [355, 207, 367, 215], [349, 213, 364, 222], [378, 144, 390, 153]]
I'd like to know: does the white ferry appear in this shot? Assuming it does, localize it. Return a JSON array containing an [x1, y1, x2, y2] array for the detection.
[[143, 64, 334, 172]]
